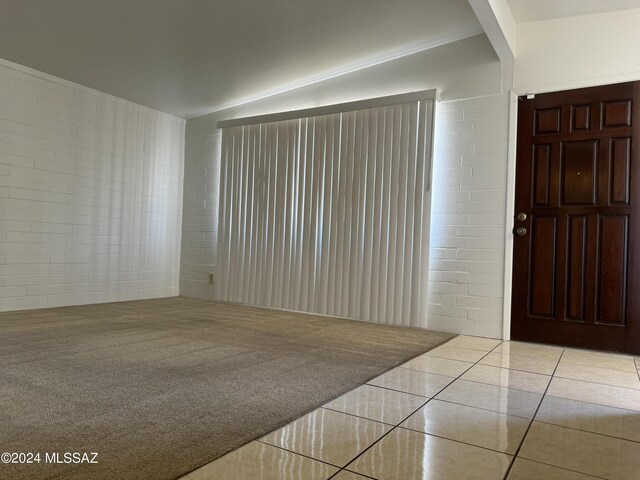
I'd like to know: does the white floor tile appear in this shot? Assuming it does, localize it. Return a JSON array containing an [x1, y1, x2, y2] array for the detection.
[[401, 399, 529, 454], [260, 408, 390, 467], [561, 349, 637, 373], [536, 395, 640, 442], [493, 342, 564, 361], [442, 336, 502, 352], [400, 355, 473, 377], [508, 458, 602, 480], [479, 351, 558, 375], [423, 345, 489, 363], [180, 441, 338, 480], [367, 367, 454, 397], [461, 364, 551, 394], [324, 384, 426, 425], [547, 377, 640, 412], [555, 361, 640, 390], [519, 422, 640, 480], [347, 427, 512, 480], [436, 378, 543, 418]]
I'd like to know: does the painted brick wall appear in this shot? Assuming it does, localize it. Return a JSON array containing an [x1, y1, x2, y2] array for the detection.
[[179, 134, 220, 300], [0, 60, 185, 311], [428, 93, 509, 338]]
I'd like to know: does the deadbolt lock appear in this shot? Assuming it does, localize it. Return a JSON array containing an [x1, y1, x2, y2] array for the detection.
[[517, 212, 527, 221], [515, 227, 527, 236]]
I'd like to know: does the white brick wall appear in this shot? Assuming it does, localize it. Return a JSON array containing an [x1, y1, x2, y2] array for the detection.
[[179, 134, 220, 300], [428, 94, 509, 338], [0, 59, 185, 311]]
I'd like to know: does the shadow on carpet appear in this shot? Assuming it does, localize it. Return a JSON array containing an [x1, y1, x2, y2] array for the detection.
[[0, 297, 454, 479]]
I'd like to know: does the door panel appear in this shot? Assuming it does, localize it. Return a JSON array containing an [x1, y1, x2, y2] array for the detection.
[[602, 101, 632, 128], [529, 216, 557, 317], [561, 141, 597, 205], [610, 138, 631, 204], [512, 82, 640, 354], [533, 144, 551, 206], [598, 215, 628, 325], [566, 215, 587, 321]]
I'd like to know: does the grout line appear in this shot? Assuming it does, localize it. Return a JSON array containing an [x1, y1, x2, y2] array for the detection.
[[389, 366, 458, 379], [446, 345, 557, 396], [236, 338, 636, 480], [424, 352, 491, 363], [359, 383, 435, 399], [319, 406, 420, 427], [501, 348, 565, 480], [396, 424, 518, 456], [454, 353, 640, 402], [452, 376, 549, 395], [388, 341, 538, 458], [400, 363, 475, 374], [475, 351, 560, 375], [561, 346, 639, 360], [543, 392, 640, 413], [510, 458, 608, 480], [338, 391, 447, 468], [425, 343, 548, 419], [475, 363, 557, 376], [328, 469, 377, 480], [417, 339, 502, 376], [332, 353, 474, 471], [430, 396, 536, 420], [532, 418, 640, 445], [558, 357, 640, 372], [331, 339, 506, 474], [433, 340, 504, 353], [319, 421, 397, 472], [253, 338, 476, 476], [255, 440, 343, 469], [363, 382, 444, 398], [548, 373, 640, 391]]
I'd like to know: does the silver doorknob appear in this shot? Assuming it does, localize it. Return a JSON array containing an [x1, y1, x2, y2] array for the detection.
[[517, 212, 527, 221], [516, 227, 527, 236]]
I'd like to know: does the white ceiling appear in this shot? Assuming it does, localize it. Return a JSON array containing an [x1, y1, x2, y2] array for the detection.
[[0, 0, 482, 119], [507, 0, 640, 23], [5, 1, 635, 119]]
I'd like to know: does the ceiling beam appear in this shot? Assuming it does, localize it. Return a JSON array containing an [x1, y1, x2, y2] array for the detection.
[[468, 0, 515, 61]]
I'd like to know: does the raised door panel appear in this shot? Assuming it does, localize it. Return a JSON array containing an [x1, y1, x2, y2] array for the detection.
[[610, 138, 631, 204], [566, 215, 587, 321], [532, 144, 551, 206], [571, 105, 591, 131], [561, 141, 598, 205], [535, 108, 561, 135], [598, 216, 628, 325], [602, 101, 632, 128], [530, 216, 557, 317]]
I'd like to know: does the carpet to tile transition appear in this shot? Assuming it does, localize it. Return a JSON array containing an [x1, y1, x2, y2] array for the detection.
[[0, 297, 453, 480]]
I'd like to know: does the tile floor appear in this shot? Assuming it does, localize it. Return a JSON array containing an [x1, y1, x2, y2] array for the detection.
[[180, 336, 640, 480]]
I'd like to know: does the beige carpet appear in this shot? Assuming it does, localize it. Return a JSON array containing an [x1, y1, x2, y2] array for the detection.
[[0, 297, 453, 480]]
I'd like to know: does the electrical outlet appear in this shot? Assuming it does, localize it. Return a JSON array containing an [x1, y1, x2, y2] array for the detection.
[[208, 273, 214, 284]]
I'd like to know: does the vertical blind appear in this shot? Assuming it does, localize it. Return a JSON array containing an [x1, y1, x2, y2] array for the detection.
[[217, 92, 436, 327]]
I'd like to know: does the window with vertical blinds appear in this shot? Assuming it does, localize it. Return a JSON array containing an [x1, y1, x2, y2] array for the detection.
[[217, 91, 436, 327]]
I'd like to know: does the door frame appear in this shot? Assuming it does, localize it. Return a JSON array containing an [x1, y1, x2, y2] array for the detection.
[[502, 90, 519, 341]]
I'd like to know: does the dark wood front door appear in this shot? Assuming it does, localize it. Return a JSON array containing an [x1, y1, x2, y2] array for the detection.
[[512, 82, 640, 354]]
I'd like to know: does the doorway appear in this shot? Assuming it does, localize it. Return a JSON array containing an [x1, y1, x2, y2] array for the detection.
[[511, 82, 640, 354]]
